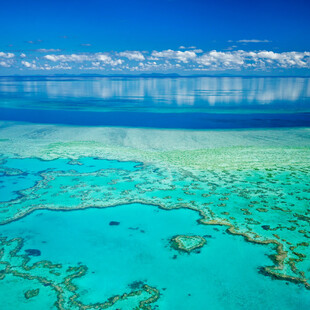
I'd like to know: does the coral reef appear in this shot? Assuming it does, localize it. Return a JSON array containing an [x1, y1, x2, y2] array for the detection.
[[0, 238, 160, 310], [170, 235, 206, 253]]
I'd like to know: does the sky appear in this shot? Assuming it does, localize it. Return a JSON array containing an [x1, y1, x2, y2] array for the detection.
[[0, 0, 309, 75]]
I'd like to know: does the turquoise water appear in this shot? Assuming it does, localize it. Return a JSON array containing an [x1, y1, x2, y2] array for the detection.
[[0, 156, 309, 309], [1, 203, 309, 310], [0, 273, 56, 310], [0, 157, 140, 202], [0, 77, 309, 309]]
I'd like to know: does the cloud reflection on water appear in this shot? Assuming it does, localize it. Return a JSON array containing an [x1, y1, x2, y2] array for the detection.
[[0, 77, 309, 111]]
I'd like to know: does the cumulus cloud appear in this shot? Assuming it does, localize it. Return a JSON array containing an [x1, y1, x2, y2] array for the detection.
[[44, 54, 91, 62], [151, 49, 197, 63], [21, 61, 32, 68], [20, 60, 72, 71], [192, 49, 203, 53], [0, 52, 15, 58], [149, 49, 310, 70], [252, 51, 309, 68], [44, 53, 123, 66], [118, 51, 145, 61], [21, 61, 39, 69], [197, 51, 244, 68], [0, 61, 11, 67], [42, 64, 72, 70], [196, 50, 310, 69], [4, 48, 310, 72], [95, 54, 111, 62], [0, 52, 15, 67]]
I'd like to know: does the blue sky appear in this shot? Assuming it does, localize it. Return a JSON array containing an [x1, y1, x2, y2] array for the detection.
[[0, 0, 309, 75]]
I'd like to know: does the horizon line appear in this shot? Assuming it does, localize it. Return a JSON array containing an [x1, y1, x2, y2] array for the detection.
[[0, 74, 309, 78]]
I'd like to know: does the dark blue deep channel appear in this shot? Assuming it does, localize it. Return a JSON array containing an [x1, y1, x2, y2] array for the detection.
[[1, 107, 310, 129]]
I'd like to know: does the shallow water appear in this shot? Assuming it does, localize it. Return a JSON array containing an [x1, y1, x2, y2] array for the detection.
[[1, 204, 309, 310], [0, 157, 140, 202]]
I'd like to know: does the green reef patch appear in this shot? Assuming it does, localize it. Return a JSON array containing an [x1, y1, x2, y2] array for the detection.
[[24, 288, 40, 299], [170, 235, 206, 253], [41, 141, 310, 170]]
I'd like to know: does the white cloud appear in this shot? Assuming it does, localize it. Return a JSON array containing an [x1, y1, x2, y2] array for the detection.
[[96, 54, 123, 66], [4, 48, 309, 72], [39, 50, 310, 71], [36, 49, 61, 53], [0, 61, 11, 67], [0, 52, 15, 67], [253, 51, 309, 68], [237, 39, 271, 43], [118, 51, 145, 61], [197, 51, 244, 68], [0, 52, 15, 58], [108, 59, 124, 66], [21, 61, 34, 68], [151, 49, 197, 63], [44, 53, 123, 66], [42, 64, 72, 70], [96, 54, 111, 62], [179, 46, 197, 49], [20, 60, 72, 71], [44, 54, 92, 62], [192, 49, 203, 53], [148, 56, 159, 61], [195, 50, 310, 69]]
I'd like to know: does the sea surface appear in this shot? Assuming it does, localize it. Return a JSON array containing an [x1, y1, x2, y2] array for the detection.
[[0, 77, 309, 309]]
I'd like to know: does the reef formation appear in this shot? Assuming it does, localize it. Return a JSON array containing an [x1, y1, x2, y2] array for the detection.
[[0, 238, 159, 310], [0, 124, 310, 308], [0, 153, 309, 290], [170, 235, 206, 253]]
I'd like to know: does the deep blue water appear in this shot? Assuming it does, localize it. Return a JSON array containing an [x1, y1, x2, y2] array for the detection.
[[1, 107, 310, 129], [0, 77, 309, 129]]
